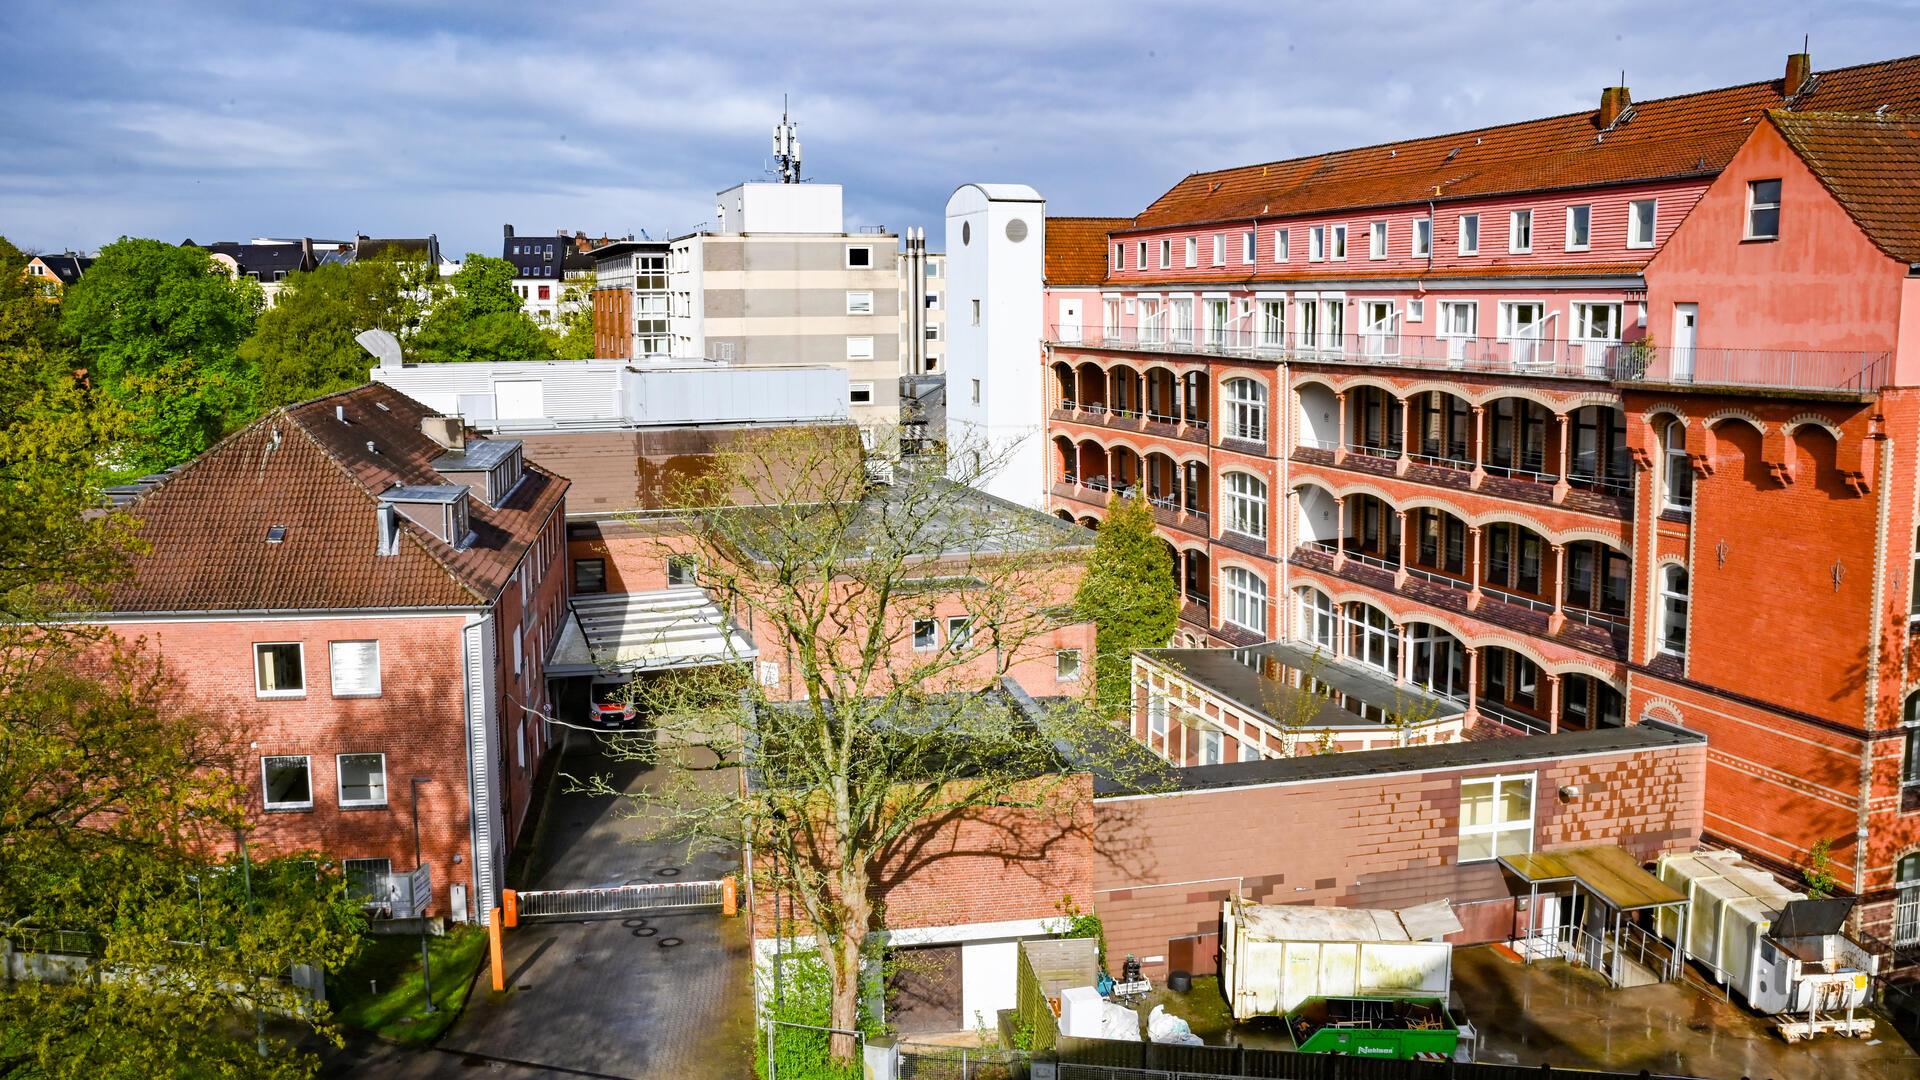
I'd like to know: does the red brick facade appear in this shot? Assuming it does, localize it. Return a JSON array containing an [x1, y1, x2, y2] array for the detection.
[[1092, 738, 1705, 979]]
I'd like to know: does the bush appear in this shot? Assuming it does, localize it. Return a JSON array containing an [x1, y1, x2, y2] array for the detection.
[[757, 953, 883, 1080]]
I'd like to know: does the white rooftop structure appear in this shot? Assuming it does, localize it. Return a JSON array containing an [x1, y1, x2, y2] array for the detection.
[[714, 182, 845, 234], [369, 357, 849, 432]]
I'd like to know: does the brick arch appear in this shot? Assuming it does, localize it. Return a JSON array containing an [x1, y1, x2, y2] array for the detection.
[[1288, 373, 1342, 396], [1396, 495, 1471, 520], [1566, 391, 1628, 412], [1559, 527, 1631, 555], [1475, 386, 1567, 415], [1392, 380, 1478, 403], [1168, 537, 1209, 557], [1464, 508, 1560, 544], [1640, 403, 1691, 426], [1458, 634, 1556, 673], [1637, 698, 1685, 727], [1397, 611, 1475, 646], [1539, 656, 1629, 688], [1703, 408, 1768, 435], [1783, 412, 1845, 440], [1316, 373, 1402, 399]]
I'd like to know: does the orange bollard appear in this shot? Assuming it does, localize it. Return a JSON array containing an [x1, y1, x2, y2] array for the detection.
[[488, 907, 505, 992], [721, 875, 738, 917], [502, 889, 518, 928]]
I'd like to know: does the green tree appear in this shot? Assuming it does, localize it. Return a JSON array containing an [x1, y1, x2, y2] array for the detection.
[[59, 238, 263, 474], [1074, 492, 1180, 716], [414, 254, 552, 364], [240, 255, 429, 408], [544, 270, 597, 360]]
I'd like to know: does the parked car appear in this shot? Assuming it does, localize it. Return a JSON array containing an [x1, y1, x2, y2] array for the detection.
[[590, 681, 638, 729]]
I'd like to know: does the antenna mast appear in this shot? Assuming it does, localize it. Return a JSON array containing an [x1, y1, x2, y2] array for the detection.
[[772, 96, 803, 184]]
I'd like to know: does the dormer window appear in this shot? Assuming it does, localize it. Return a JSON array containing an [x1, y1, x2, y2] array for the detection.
[[379, 484, 473, 548]]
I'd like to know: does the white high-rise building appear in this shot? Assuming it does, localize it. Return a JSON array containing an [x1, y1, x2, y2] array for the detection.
[[943, 183, 1046, 508]]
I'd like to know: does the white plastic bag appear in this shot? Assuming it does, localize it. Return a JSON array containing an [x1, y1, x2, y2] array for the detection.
[[1147, 1004, 1202, 1045]]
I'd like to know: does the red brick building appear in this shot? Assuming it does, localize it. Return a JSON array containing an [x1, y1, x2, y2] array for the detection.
[[95, 383, 569, 924], [1036, 51, 1920, 968]]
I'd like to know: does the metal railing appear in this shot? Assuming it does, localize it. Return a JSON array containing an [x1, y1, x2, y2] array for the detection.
[[1479, 582, 1555, 613], [1568, 470, 1633, 497], [1051, 325, 1894, 394], [1405, 450, 1474, 471], [1477, 698, 1552, 734], [514, 879, 726, 918], [1563, 605, 1629, 633]]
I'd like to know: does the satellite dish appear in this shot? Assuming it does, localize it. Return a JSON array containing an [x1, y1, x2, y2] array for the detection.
[[355, 329, 404, 370]]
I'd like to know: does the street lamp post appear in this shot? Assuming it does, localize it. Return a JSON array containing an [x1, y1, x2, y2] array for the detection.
[[410, 776, 436, 1014]]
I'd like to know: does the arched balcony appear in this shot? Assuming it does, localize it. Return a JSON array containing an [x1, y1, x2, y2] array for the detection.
[[1482, 396, 1554, 482], [1295, 382, 1339, 451], [1142, 367, 1180, 425], [1075, 438, 1109, 489], [1344, 386, 1405, 460], [1051, 361, 1077, 411], [1407, 390, 1473, 469], [1107, 364, 1143, 419], [1108, 445, 1142, 493], [1567, 403, 1632, 497], [1076, 362, 1108, 412], [1052, 435, 1079, 485], [1179, 547, 1210, 614]]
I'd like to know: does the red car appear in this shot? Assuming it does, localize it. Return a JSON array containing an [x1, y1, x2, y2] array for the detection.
[[590, 682, 638, 729]]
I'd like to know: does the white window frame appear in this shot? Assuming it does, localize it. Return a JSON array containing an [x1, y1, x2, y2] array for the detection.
[[1273, 228, 1289, 262], [1158, 239, 1172, 269], [1056, 648, 1082, 683], [1297, 586, 1337, 650], [849, 382, 874, 405], [1137, 241, 1148, 269], [1330, 224, 1348, 260], [845, 245, 873, 268], [1565, 204, 1592, 250], [337, 752, 388, 808], [1368, 221, 1387, 260], [912, 618, 938, 651], [1242, 230, 1257, 264], [946, 615, 972, 650], [1659, 564, 1689, 658], [1222, 566, 1269, 635], [1571, 302, 1622, 342], [1458, 773, 1535, 862], [254, 642, 306, 698], [1458, 213, 1479, 256], [1184, 236, 1198, 268], [1897, 853, 1920, 946], [1438, 300, 1479, 338], [1406, 298, 1426, 323], [1508, 209, 1533, 253], [328, 640, 381, 698], [1628, 199, 1657, 248], [1746, 179, 1782, 240], [845, 290, 874, 315], [846, 335, 875, 360], [1222, 377, 1268, 442], [1199, 728, 1223, 766], [1223, 471, 1269, 540], [1499, 301, 1546, 341], [1662, 419, 1692, 513], [1147, 692, 1169, 738], [1211, 234, 1226, 266], [261, 754, 313, 810], [1238, 740, 1260, 763], [1412, 218, 1432, 258], [1258, 299, 1285, 347], [1309, 225, 1326, 262]]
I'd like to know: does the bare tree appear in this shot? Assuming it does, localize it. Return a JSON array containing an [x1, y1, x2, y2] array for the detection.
[[586, 427, 1158, 1065]]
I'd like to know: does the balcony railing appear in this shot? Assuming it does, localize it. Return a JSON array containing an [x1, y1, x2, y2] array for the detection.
[[1051, 325, 1893, 395]]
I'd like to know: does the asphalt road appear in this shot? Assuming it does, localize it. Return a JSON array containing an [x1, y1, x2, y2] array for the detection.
[[329, 730, 752, 1079]]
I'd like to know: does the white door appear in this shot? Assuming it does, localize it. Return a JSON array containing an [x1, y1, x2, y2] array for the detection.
[[493, 379, 545, 420], [1671, 304, 1698, 381], [1058, 299, 1082, 343]]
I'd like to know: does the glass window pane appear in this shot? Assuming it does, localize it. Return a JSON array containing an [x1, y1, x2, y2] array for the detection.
[[339, 754, 386, 804], [1461, 782, 1495, 827], [1459, 833, 1493, 863], [1500, 778, 1534, 824]]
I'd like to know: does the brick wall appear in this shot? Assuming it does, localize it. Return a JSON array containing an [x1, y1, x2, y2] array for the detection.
[[751, 773, 1095, 940], [105, 614, 479, 916], [1091, 741, 1704, 979]]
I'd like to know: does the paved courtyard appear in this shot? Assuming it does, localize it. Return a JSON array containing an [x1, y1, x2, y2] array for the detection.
[[330, 729, 753, 1079]]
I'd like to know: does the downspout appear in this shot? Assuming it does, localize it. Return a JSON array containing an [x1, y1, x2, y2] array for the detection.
[[1857, 427, 1893, 926]]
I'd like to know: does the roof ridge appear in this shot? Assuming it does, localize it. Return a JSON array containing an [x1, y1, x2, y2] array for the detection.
[[281, 391, 491, 605], [114, 404, 292, 508], [1168, 53, 1920, 188]]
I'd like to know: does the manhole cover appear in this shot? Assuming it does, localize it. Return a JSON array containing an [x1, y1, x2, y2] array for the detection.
[[655, 867, 681, 878], [633, 927, 657, 938], [621, 917, 649, 928], [659, 937, 683, 948]]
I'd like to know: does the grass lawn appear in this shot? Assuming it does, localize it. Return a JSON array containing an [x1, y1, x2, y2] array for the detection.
[[331, 927, 489, 1045]]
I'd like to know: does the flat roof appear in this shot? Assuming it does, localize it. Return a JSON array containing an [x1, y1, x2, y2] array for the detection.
[[547, 587, 756, 676], [1142, 641, 1463, 730], [433, 439, 519, 471], [1094, 723, 1705, 797], [1500, 845, 1688, 911]]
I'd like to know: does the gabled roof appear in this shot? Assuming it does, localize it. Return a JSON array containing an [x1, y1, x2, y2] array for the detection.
[[354, 235, 441, 263], [1045, 217, 1130, 286], [1770, 109, 1920, 263], [196, 241, 314, 277], [102, 383, 567, 614], [1129, 54, 1920, 231], [29, 253, 91, 283]]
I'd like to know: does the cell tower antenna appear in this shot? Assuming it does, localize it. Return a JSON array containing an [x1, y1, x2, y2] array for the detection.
[[772, 96, 803, 184]]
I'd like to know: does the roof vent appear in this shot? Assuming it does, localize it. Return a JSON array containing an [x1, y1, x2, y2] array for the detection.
[[335, 404, 348, 425], [366, 440, 378, 454], [1598, 84, 1632, 130]]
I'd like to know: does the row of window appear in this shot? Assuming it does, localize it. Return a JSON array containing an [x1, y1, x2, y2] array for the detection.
[[573, 555, 698, 594], [1112, 200, 1664, 273], [509, 242, 557, 259], [254, 640, 379, 698], [1110, 293, 1629, 344], [262, 752, 386, 811]]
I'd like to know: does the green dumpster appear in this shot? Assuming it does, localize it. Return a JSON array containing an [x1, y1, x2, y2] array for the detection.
[[1285, 995, 1459, 1060]]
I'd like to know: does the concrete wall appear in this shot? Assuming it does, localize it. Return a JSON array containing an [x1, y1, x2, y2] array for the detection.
[[945, 184, 1048, 508]]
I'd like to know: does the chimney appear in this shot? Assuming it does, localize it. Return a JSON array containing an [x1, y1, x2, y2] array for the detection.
[[301, 236, 314, 265], [421, 415, 466, 451], [1598, 84, 1632, 129], [1785, 51, 1812, 95], [503, 224, 515, 239]]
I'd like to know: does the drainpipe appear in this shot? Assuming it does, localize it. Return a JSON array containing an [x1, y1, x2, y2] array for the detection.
[[1855, 431, 1893, 932]]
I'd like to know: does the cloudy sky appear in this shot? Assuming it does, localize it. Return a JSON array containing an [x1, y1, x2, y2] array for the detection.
[[3, 1, 1915, 258]]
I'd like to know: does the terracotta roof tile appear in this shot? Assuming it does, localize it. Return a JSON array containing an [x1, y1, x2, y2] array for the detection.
[[1770, 109, 1920, 263], [1126, 55, 1920, 231], [1045, 217, 1130, 285], [105, 382, 567, 614]]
